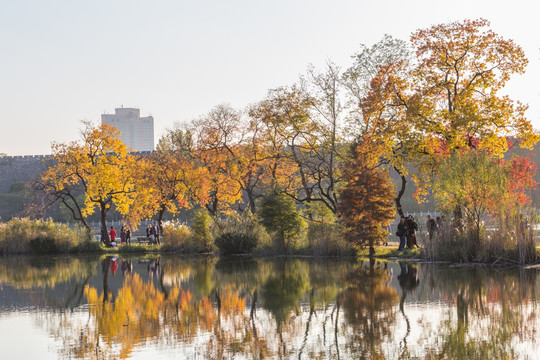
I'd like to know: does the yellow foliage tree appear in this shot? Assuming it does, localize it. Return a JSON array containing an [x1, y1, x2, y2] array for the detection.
[[42, 121, 137, 244]]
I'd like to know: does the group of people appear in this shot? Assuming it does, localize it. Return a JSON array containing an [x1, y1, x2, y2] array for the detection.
[[396, 214, 444, 250], [146, 221, 161, 245], [100, 221, 160, 246], [396, 215, 418, 251], [101, 225, 131, 246]]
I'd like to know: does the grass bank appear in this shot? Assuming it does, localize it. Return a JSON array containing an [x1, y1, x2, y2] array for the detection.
[[357, 246, 421, 259]]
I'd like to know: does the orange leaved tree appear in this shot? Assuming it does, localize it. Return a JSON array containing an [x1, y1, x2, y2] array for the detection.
[[338, 137, 396, 259]]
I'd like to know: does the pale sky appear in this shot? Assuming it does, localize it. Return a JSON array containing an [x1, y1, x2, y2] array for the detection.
[[1, 0, 539, 155]]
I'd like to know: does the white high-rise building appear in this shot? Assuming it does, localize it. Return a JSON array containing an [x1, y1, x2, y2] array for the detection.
[[101, 107, 154, 152]]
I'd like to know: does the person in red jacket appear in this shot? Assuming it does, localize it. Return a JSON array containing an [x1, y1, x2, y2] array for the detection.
[[109, 226, 117, 243]]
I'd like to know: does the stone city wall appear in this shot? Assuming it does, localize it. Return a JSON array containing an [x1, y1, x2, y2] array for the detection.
[[0, 152, 153, 193], [0, 155, 52, 192]]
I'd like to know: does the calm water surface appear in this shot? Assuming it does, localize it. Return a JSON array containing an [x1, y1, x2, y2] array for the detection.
[[0, 255, 538, 359]]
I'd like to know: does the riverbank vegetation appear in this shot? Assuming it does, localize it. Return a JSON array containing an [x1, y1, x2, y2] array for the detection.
[[0, 218, 89, 254], [4, 19, 538, 264]]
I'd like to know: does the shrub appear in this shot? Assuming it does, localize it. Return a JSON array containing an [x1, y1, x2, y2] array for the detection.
[[213, 210, 271, 250], [192, 209, 214, 252], [161, 220, 192, 252], [215, 232, 257, 255], [29, 237, 58, 254], [304, 202, 353, 256], [421, 209, 539, 264], [0, 218, 87, 254], [307, 221, 352, 256], [259, 193, 305, 252], [421, 222, 473, 262]]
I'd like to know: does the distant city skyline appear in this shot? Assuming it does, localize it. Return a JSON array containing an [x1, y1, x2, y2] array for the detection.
[[1, 0, 539, 155]]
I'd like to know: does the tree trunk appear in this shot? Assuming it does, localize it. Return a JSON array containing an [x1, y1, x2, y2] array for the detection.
[[157, 206, 166, 234], [247, 189, 257, 214], [393, 167, 407, 218], [369, 240, 376, 271], [206, 194, 219, 217], [100, 202, 110, 246]]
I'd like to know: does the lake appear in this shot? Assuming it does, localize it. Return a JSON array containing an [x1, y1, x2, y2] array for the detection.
[[0, 255, 538, 359]]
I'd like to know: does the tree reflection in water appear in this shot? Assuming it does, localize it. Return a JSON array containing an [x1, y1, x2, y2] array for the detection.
[[0, 256, 97, 308], [397, 261, 419, 358], [419, 266, 539, 360], [2, 256, 538, 359], [339, 260, 399, 359]]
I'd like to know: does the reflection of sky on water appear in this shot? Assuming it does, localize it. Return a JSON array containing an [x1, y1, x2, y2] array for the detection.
[[0, 256, 538, 359], [0, 312, 57, 360]]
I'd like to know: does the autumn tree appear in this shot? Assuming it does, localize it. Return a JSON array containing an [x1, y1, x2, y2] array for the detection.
[[233, 125, 268, 214], [342, 35, 412, 214], [189, 105, 245, 216], [403, 19, 538, 197], [338, 137, 396, 259], [42, 122, 137, 244], [433, 150, 509, 252], [251, 84, 345, 215], [250, 87, 313, 195], [353, 20, 539, 216], [127, 129, 210, 232]]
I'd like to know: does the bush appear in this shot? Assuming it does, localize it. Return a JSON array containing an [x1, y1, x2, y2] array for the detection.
[[161, 220, 193, 252], [421, 223, 473, 262], [213, 211, 272, 250], [0, 218, 87, 254], [304, 202, 352, 256], [29, 237, 58, 254], [215, 232, 257, 255], [192, 209, 214, 252], [259, 193, 306, 252], [307, 221, 352, 256]]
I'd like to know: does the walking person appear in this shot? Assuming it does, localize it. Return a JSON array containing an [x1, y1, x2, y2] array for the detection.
[[109, 226, 117, 244], [397, 218, 408, 251], [126, 227, 131, 245]]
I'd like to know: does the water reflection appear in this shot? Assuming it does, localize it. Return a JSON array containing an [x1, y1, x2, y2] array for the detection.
[[0, 256, 538, 359], [339, 261, 399, 359], [0, 256, 98, 309], [419, 266, 539, 359]]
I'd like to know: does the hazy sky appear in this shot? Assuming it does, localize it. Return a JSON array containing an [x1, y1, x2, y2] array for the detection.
[[1, 0, 539, 155]]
